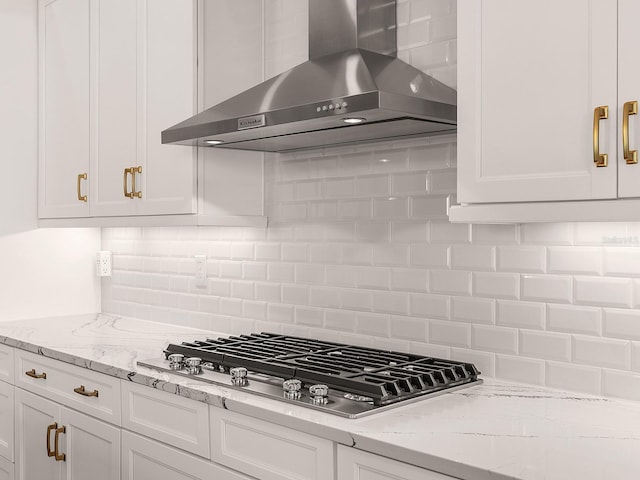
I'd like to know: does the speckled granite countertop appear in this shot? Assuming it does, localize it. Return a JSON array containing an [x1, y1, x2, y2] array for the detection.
[[0, 313, 639, 480]]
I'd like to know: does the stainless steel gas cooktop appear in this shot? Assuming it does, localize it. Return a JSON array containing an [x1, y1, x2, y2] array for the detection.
[[138, 333, 482, 419]]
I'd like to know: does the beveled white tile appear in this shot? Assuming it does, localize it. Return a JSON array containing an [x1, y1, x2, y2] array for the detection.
[[472, 325, 518, 354], [522, 275, 572, 303], [341, 288, 373, 311], [324, 308, 357, 332], [546, 361, 602, 395], [547, 304, 601, 336], [373, 291, 409, 315], [390, 268, 428, 293], [451, 297, 494, 325], [574, 276, 633, 308], [520, 330, 571, 361], [496, 246, 546, 273], [548, 247, 602, 275], [574, 222, 628, 245], [573, 335, 631, 370], [603, 308, 640, 341], [521, 223, 572, 245], [473, 272, 519, 299], [604, 247, 640, 277], [602, 369, 640, 402], [451, 246, 495, 271], [429, 320, 471, 348], [309, 287, 341, 308], [429, 269, 471, 295], [471, 224, 519, 245], [390, 315, 428, 342], [496, 300, 545, 330], [356, 313, 390, 338], [451, 348, 495, 377], [410, 244, 449, 267], [429, 221, 470, 244], [410, 196, 448, 219], [410, 293, 450, 320], [496, 355, 545, 385]]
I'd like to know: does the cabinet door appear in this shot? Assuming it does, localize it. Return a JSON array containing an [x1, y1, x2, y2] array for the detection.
[[0, 456, 13, 480], [0, 382, 13, 462], [122, 431, 248, 480], [137, 0, 197, 216], [59, 408, 120, 480], [337, 446, 457, 480], [89, 0, 140, 217], [38, 0, 90, 218], [618, 0, 640, 198], [458, 0, 618, 203], [15, 389, 61, 480]]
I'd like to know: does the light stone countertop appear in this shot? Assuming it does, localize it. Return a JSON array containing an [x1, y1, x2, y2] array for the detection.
[[0, 313, 639, 480]]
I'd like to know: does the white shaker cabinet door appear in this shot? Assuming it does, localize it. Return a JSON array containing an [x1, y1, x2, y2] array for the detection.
[[618, 0, 640, 198], [38, 0, 91, 218], [0, 382, 13, 463], [89, 0, 139, 217], [0, 457, 12, 480], [15, 389, 61, 480], [458, 0, 618, 203], [121, 431, 249, 480], [137, 0, 197, 216], [59, 407, 120, 480], [337, 446, 458, 480]]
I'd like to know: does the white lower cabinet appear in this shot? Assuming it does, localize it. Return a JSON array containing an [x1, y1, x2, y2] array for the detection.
[[337, 446, 457, 480], [121, 430, 248, 480], [0, 381, 14, 463], [210, 407, 335, 480], [14, 389, 120, 480], [0, 457, 13, 480]]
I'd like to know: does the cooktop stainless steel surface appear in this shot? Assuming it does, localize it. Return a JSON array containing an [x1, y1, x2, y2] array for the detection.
[[137, 333, 482, 419]]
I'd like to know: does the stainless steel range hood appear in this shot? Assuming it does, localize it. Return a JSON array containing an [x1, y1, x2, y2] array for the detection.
[[162, 0, 457, 153]]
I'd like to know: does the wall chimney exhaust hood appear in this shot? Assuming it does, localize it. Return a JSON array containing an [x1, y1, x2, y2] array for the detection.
[[161, 0, 457, 153]]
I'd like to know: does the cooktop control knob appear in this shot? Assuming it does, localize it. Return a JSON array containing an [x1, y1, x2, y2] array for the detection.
[[309, 384, 329, 405], [282, 379, 302, 400], [168, 354, 184, 371], [230, 367, 248, 386], [185, 357, 202, 375]]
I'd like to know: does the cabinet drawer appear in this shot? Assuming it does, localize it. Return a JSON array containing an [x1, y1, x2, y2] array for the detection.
[[210, 408, 334, 480], [121, 382, 210, 458], [14, 350, 121, 425], [0, 345, 14, 384], [0, 455, 13, 480], [0, 381, 13, 462], [337, 445, 456, 480], [122, 430, 249, 480]]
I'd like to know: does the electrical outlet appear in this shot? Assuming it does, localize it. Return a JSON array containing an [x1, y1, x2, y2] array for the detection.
[[194, 255, 207, 288], [96, 251, 112, 277]]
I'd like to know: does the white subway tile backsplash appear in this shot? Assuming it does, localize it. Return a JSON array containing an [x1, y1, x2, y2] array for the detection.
[[573, 335, 631, 370], [522, 275, 572, 303], [497, 246, 546, 273], [574, 276, 633, 308], [603, 308, 640, 341], [430, 320, 470, 348], [496, 355, 545, 385], [472, 325, 517, 354], [451, 297, 494, 324], [473, 272, 519, 299], [429, 269, 471, 295], [520, 330, 571, 362], [603, 370, 640, 402], [496, 300, 545, 330], [546, 361, 602, 396], [548, 247, 602, 275], [101, 0, 640, 403], [547, 304, 601, 336], [451, 246, 495, 271]]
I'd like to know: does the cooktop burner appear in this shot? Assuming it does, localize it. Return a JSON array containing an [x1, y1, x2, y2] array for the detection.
[[138, 333, 482, 418]]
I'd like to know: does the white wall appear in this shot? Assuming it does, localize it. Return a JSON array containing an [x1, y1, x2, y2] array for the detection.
[[101, 0, 640, 403], [0, 0, 100, 321]]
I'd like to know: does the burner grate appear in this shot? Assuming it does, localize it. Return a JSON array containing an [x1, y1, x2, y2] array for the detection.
[[165, 333, 480, 406]]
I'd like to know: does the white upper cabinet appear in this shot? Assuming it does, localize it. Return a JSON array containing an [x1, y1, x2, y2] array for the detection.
[[453, 0, 640, 222], [38, 0, 91, 218]]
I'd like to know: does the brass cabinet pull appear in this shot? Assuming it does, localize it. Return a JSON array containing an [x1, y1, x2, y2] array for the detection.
[[25, 368, 47, 379], [54, 426, 66, 462], [123, 167, 134, 198], [623, 101, 638, 164], [593, 105, 609, 167], [73, 385, 99, 397], [46, 423, 57, 457], [77, 173, 87, 202], [131, 166, 142, 198]]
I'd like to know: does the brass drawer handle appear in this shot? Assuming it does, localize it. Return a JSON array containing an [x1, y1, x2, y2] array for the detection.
[[77, 173, 87, 202], [74, 385, 99, 397], [593, 105, 609, 167], [131, 166, 142, 199], [54, 426, 66, 462], [123, 167, 134, 198], [25, 369, 47, 379], [623, 101, 638, 164], [46, 423, 57, 457]]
